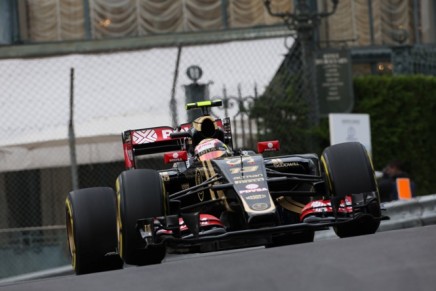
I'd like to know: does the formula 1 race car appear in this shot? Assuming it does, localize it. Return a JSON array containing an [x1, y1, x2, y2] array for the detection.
[[66, 100, 386, 275]]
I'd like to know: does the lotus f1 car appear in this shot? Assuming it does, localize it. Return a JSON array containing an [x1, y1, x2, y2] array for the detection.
[[66, 100, 387, 274]]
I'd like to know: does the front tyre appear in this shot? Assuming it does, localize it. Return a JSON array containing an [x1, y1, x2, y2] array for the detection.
[[66, 187, 123, 275], [321, 142, 381, 238], [116, 169, 166, 266]]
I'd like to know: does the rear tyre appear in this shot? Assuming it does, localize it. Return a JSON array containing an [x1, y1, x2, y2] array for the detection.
[[321, 142, 381, 238], [66, 187, 123, 275], [116, 169, 166, 266]]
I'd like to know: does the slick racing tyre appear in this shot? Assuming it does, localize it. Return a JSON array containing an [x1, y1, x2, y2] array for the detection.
[[321, 142, 382, 238], [116, 169, 166, 266], [66, 187, 123, 275]]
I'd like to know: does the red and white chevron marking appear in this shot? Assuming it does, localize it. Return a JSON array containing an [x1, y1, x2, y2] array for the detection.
[[132, 129, 157, 144]]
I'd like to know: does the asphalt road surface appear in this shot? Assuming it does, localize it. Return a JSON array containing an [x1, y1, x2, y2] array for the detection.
[[2, 225, 436, 291]]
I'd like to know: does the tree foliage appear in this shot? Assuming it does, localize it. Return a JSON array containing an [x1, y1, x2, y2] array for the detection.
[[250, 71, 314, 155], [251, 74, 436, 196], [352, 75, 436, 196]]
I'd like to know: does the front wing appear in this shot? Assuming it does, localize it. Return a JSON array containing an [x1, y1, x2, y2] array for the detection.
[[136, 195, 388, 249]]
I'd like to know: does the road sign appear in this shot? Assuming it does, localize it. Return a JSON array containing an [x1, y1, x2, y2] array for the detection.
[[316, 49, 354, 115], [329, 113, 371, 155]]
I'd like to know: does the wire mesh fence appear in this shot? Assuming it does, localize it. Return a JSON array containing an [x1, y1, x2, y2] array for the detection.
[[3, 30, 434, 282], [0, 33, 317, 278], [2, 27, 435, 284], [1, 0, 434, 281]]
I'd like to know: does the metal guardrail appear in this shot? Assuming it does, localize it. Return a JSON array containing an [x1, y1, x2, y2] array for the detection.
[[379, 193, 436, 230], [315, 193, 436, 240]]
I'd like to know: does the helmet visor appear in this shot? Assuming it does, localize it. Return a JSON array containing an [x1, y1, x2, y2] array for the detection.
[[198, 150, 226, 161]]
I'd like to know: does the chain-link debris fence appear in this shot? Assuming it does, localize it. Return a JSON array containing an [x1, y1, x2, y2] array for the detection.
[[0, 33, 322, 278]]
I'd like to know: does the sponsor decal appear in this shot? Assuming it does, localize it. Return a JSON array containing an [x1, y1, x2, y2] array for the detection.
[[304, 200, 329, 213], [234, 178, 265, 185], [161, 129, 173, 139], [233, 174, 265, 184], [233, 174, 263, 180], [245, 184, 259, 190], [132, 128, 174, 144], [195, 140, 216, 152], [229, 166, 258, 174], [257, 140, 279, 152], [271, 159, 300, 168], [164, 151, 188, 163], [251, 203, 269, 211], [310, 201, 328, 208], [225, 156, 255, 166], [244, 194, 267, 200], [179, 124, 191, 132], [133, 129, 157, 144], [127, 149, 133, 161], [239, 187, 268, 194]]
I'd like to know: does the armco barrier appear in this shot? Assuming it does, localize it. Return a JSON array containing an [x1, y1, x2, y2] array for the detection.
[[315, 193, 436, 240], [380, 193, 436, 231]]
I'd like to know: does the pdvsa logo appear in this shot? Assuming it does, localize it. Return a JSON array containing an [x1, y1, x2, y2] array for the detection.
[[245, 184, 259, 190]]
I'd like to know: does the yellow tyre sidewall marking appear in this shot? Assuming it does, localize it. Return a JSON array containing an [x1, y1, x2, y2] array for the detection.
[[65, 198, 76, 270], [320, 155, 333, 194], [365, 150, 381, 202], [115, 178, 123, 260]]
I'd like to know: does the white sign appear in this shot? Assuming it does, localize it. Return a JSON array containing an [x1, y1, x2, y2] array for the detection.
[[329, 113, 372, 155]]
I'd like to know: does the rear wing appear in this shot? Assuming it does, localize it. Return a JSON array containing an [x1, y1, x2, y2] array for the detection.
[[122, 120, 223, 169], [122, 126, 182, 169]]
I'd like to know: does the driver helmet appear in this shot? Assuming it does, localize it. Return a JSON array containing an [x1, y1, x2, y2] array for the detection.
[[194, 138, 231, 161]]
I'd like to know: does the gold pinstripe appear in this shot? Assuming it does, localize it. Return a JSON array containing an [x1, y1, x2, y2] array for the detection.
[[277, 196, 305, 214], [205, 159, 232, 210], [202, 160, 217, 200]]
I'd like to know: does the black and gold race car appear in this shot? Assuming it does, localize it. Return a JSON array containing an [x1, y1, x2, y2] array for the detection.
[[66, 100, 386, 274]]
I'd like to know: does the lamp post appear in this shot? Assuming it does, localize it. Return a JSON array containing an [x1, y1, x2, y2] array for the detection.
[[263, 0, 339, 129]]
